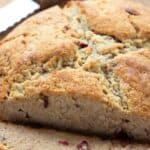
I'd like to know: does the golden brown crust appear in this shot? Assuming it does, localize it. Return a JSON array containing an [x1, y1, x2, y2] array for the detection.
[[77, 0, 150, 40], [0, 6, 78, 68], [21, 69, 106, 101], [0, 6, 79, 99], [9, 68, 121, 111], [114, 49, 150, 116]]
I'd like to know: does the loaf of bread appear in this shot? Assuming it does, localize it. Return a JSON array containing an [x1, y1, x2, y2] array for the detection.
[[0, 121, 150, 150], [0, 0, 149, 142]]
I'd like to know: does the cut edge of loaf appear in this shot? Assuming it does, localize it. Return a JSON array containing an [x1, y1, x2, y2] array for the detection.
[[0, 84, 150, 142]]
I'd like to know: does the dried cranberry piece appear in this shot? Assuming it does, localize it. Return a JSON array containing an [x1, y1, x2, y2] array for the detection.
[[120, 139, 130, 147], [58, 140, 69, 146], [77, 140, 91, 150], [64, 25, 70, 30], [79, 42, 88, 48], [40, 94, 49, 108], [25, 112, 31, 119]]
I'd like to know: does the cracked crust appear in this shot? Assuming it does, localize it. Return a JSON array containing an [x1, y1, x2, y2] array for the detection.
[[77, 0, 150, 40], [0, 0, 149, 142], [114, 49, 150, 116]]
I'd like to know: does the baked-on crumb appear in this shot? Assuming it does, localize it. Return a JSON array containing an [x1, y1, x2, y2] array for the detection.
[[0, 0, 149, 142]]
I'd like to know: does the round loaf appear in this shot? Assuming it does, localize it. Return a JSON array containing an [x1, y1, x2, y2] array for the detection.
[[0, 0, 149, 142]]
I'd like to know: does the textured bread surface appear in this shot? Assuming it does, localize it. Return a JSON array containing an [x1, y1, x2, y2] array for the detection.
[[0, 121, 150, 150], [0, 0, 149, 142]]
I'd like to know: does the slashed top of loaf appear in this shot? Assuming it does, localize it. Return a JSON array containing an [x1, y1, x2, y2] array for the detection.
[[0, 0, 150, 117]]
